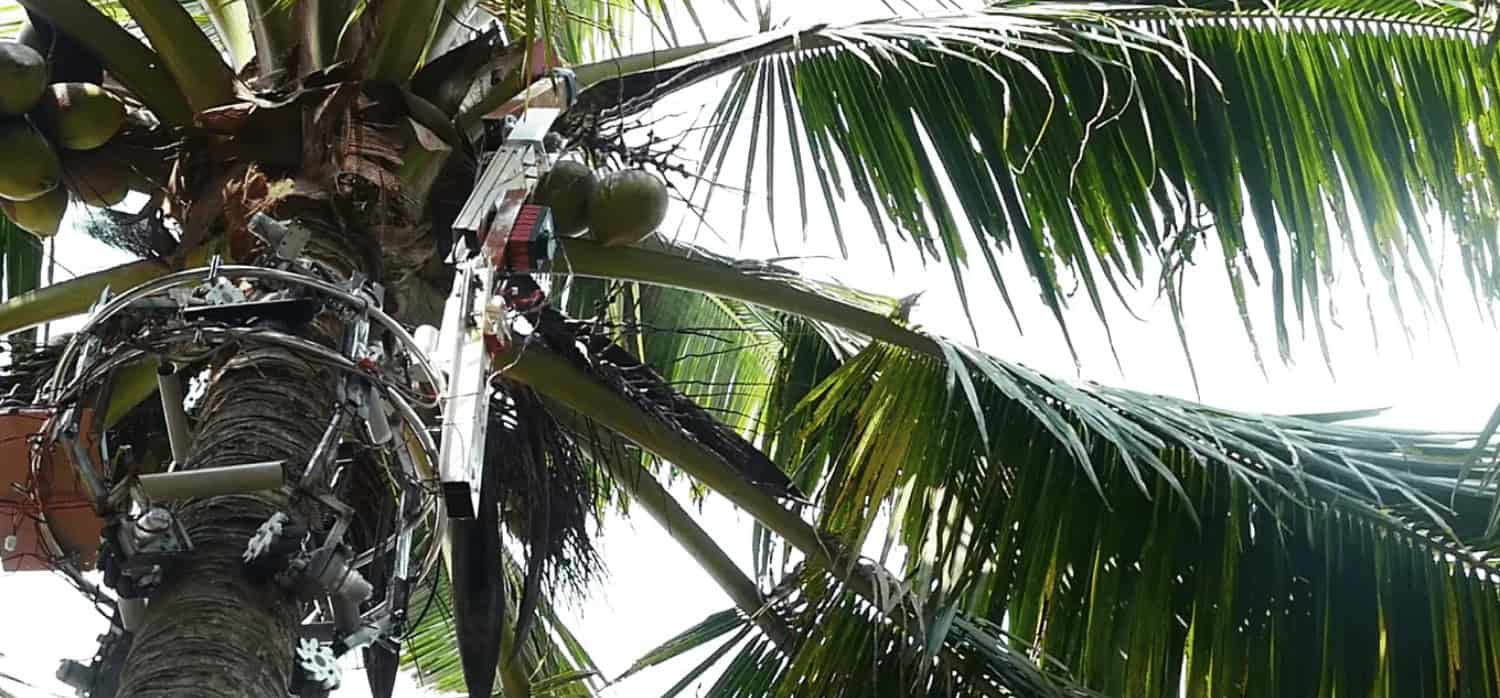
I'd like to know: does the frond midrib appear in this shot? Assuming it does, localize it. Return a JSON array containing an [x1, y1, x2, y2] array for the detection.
[[1120, 7, 1493, 43]]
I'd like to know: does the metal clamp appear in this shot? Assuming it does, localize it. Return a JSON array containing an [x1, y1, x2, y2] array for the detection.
[[249, 212, 312, 263], [101, 506, 192, 599]]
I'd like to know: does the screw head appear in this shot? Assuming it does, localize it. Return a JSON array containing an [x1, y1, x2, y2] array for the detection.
[[135, 507, 172, 535]]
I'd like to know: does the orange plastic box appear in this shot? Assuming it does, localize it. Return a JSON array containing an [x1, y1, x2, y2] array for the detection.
[[0, 408, 103, 572]]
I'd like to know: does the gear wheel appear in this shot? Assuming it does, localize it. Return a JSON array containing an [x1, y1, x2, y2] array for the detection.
[[295, 638, 341, 691], [243, 512, 288, 562], [242, 512, 309, 583]]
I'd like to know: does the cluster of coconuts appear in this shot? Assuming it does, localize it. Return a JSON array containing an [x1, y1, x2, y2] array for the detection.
[[532, 161, 669, 247], [0, 33, 129, 239]]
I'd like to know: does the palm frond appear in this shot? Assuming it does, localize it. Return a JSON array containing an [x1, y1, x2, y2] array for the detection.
[[509, 273, 804, 498], [0, 2, 25, 34], [548, 245, 859, 586], [197, 0, 252, 69], [1, 218, 42, 306], [494, 272, 1500, 696], [613, 608, 746, 687], [403, 550, 605, 697], [119, 0, 235, 110], [546, 241, 864, 487], [624, 570, 1092, 698], [545, 392, 797, 650], [571, 0, 1500, 368], [489, 383, 604, 658], [480, 0, 746, 65], [772, 334, 1500, 696], [16, 0, 193, 124], [0, 218, 43, 354], [530, 239, 1500, 695]]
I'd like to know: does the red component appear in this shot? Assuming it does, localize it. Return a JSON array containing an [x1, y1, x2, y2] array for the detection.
[[502, 286, 547, 313], [1, 409, 104, 572], [486, 204, 556, 273], [481, 191, 530, 243], [482, 332, 509, 354]]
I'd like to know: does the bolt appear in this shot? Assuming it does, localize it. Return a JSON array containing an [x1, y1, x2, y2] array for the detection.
[[135, 507, 173, 536]]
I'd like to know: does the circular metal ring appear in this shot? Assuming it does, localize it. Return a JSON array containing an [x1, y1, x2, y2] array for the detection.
[[47, 266, 446, 401]]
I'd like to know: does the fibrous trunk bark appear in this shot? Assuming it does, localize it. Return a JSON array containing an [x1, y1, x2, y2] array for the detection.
[[115, 349, 338, 696], [108, 73, 444, 693]]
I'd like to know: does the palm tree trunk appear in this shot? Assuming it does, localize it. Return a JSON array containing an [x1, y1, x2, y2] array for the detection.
[[115, 347, 339, 696], [93, 70, 440, 690]]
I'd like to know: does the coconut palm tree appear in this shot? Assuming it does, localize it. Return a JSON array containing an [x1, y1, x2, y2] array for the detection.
[[1, 0, 1499, 697]]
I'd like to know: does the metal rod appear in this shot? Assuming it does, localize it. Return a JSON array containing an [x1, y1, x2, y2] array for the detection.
[[118, 598, 147, 630], [58, 422, 108, 510], [137, 460, 285, 501], [385, 393, 445, 583], [298, 408, 348, 489], [349, 401, 433, 571], [156, 363, 192, 469], [361, 382, 393, 445]]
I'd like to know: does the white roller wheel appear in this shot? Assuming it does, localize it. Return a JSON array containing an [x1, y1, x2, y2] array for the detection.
[[295, 638, 341, 690], [243, 512, 288, 562]]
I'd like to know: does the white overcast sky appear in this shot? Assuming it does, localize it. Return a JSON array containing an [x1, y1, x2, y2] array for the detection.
[[7, 1, 1500, 696]]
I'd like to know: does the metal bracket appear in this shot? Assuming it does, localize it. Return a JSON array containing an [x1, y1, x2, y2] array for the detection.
[[202, 276, 245, 306], [56, 623, 129, 698], [244, 492, 366, 631], [353, 379, 392, 445], [297, 406, 349, 490], [333, 600, 399, 656], [506, 107, 562, 145], [302, 543, 373, 634], [550, 68, 578, 109], [248, 212, 311, 263], [102, 506, 192, 599], [435, 263, 493, 519], [451, 106, 566, 255], [52, 406, 108, 512], [179, 297, 321, 330], [50, 287, 113, 400]]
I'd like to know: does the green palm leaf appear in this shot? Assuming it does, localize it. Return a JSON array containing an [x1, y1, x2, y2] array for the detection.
[[549, 242, 865, 484], [0, 218, 42, 308], [624, 573, 1093, 698], [760, 334, 1500, 696], [481, 0, 737, 65], [403, 550, 605, 697], [556, 0, 1500, 371], [493, 252, 1500, 696], [533, 243, 1500, 696], [6, 2, 1500, 696], [0, 218, 43, 355]]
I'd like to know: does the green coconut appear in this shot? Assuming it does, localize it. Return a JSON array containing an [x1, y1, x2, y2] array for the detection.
[[587, 169, 668, 247], [62, 150, 130, 207], [0, 41, 48, 115], [15, 16, 103, 84], [36, 82, 126, 150], [533, 160, 596, 236], [0, 120, 63, 201], [0, 184, 67, 237], [16, 20, 45, 54]]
